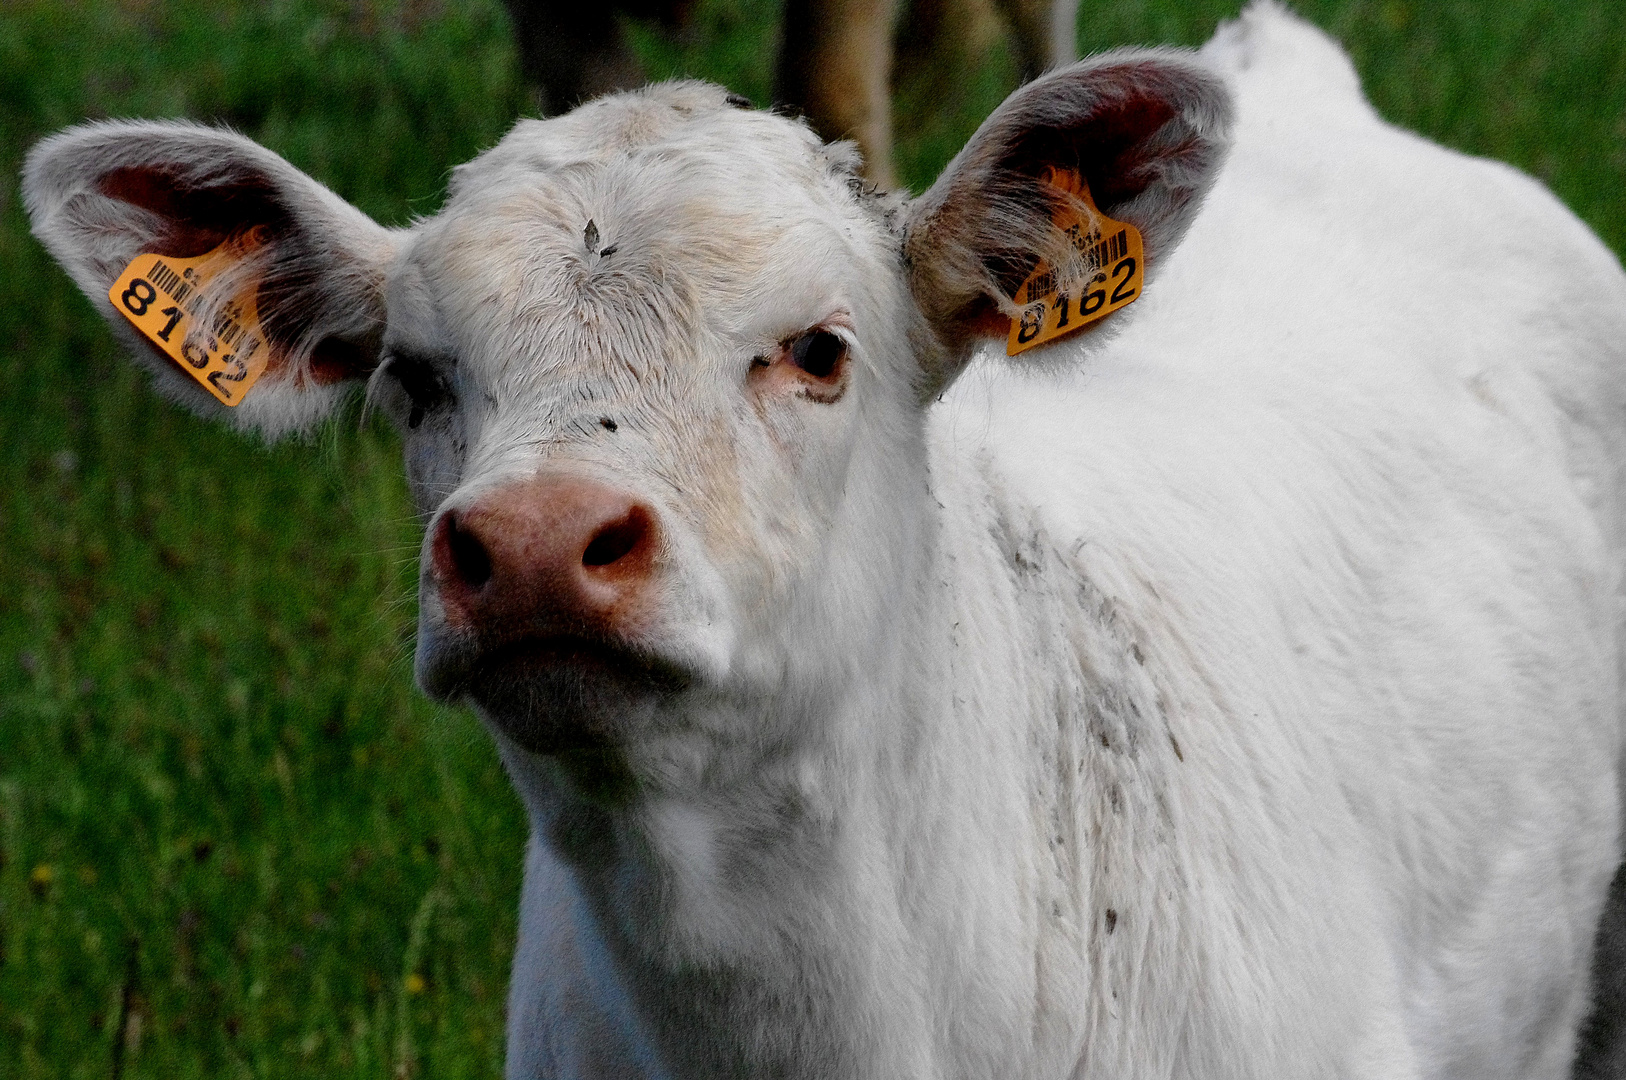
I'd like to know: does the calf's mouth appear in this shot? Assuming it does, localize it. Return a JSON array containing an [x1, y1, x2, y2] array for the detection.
[[420, 626, 695, 755]]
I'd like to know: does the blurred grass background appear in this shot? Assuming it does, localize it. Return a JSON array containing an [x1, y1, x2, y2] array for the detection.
[[0, 0, 1622, 1076]]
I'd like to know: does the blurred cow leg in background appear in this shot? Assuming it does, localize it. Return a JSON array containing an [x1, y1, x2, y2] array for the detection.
[[776, 0, 903, 186], [502, 0, 1078, 187], [500, 0, 693, 116], [989, 0, 1077, 79], [778, 0, 1078, 186]]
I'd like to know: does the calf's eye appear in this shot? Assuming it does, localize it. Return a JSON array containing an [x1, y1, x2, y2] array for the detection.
[[788, 330, 845, 380], [383, 353, 451, 429]]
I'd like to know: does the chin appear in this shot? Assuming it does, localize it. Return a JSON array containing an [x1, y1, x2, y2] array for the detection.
[[456, 636, 695, 757]]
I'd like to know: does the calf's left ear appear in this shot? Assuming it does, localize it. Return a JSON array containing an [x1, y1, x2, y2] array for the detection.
[[23, 120, 399, 438], [903, 48, 1232, 396]]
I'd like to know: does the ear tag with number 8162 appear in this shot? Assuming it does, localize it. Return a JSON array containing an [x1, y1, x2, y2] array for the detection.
[[108, 237, 271, 406], [1006, 167, 1145, 357]]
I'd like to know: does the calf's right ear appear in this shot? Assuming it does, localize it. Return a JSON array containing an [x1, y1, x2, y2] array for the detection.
[[23, 120, 399, 438], [903, 48, 1232, 398]]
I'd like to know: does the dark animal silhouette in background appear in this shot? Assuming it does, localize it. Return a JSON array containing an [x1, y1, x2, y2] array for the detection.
[[500, 0, 1076, 187]]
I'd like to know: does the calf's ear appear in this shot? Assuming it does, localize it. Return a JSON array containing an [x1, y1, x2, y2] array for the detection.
[[23, 120, 398, 438], [903, 49, 1232, 397]]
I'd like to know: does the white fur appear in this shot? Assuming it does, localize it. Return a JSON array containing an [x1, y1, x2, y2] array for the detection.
[[21, 3, 1626, 1077]]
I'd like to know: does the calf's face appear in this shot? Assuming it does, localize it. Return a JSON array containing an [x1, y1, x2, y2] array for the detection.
[[377, 88, 923, 764], [23, 60, 1229, 794]]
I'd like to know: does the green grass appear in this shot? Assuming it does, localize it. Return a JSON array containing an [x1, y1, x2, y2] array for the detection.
[[0, 1, 1621, 1076]]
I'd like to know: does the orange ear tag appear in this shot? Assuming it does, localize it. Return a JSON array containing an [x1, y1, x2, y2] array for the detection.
[[1006, 167, 1145, 357], [108, 238, 271, 406]]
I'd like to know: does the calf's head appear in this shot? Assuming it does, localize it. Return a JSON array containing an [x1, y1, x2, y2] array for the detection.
[[24, 55, 1229, 797]]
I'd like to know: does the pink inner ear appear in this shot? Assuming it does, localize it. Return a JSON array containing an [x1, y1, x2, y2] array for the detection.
[[1078, 94, 1177, 208], [99, 165, 284, 258], [306, 338, 372, 385], [99, 166, 369, 385], [1013, 90, 1177, 212]]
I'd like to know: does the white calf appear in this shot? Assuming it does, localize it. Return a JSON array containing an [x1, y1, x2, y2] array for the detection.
[[23, 3, 1626, 1077]]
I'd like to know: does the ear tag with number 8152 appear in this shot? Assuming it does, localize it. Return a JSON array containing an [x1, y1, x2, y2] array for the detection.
[[108, 237, 271, 406], [1006, 168, 1145, 357]]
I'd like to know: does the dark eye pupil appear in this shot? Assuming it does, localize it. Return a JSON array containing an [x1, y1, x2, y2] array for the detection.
[[790, 331, 843, 378], [387, 354, 449, 428]]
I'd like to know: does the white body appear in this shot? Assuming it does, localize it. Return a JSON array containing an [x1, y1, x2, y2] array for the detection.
[[505, 12, 1626, 1079]]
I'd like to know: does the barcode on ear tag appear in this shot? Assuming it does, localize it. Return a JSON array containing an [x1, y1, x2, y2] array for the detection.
[[1007, 167, 1145, 357], [108, 240, 271, 406]]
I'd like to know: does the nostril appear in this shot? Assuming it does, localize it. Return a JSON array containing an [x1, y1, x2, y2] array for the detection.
[[582, 507, 651, 568], [445, 511, 493, 590]]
